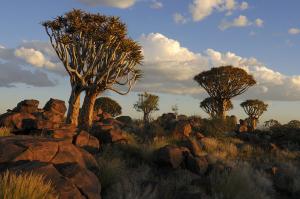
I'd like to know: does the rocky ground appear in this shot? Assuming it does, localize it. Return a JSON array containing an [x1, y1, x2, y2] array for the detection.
[[0, 99, 300, 199]]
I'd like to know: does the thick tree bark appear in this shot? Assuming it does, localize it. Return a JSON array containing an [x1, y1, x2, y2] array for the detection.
[[80, 90, 100, 130], [250, 117, 257, 131], [66, 88, 81, 126]]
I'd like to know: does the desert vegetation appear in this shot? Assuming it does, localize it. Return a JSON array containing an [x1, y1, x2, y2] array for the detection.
[[0, 9, 300, 199]]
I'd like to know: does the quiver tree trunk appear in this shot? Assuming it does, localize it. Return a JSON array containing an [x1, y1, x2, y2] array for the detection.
[[80, 90, 100, 130], [217, 99, 227, 120], [249, 117, 257, 131], [66, 87, 82, 126], [143, 112, 150, 125]]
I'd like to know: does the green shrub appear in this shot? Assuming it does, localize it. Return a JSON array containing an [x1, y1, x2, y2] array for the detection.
[[0, 127, 11, 137], [0, 171, 58, 199]]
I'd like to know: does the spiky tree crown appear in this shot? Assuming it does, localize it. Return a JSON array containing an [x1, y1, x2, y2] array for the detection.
[[240, 99, 268, 119], [194, 66, 256, 100], [43, 9, 143, 93]]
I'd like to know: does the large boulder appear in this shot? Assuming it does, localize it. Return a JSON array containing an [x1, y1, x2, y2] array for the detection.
[[12, 99, 39, 114], [154, 145, 190, 169], [74, 131, 100, 153], [43, 98, 67, 116], [0, 136, 101, 199], [0, 112, 36, 130], [181, 138, 204, 157], [91, 122, 128, 144]]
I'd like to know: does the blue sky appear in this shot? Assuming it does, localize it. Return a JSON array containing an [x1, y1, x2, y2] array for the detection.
[[0, 0, 300, 123]]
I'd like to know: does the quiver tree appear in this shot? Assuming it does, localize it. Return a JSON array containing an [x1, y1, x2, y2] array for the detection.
[[134, 92, 159, 125], [43, 9, 93, 126], [78, 14, 143, 130], [44, 9, 143, 129], [200, 97, 233, 118], [194, 66, 256, 119], [94, 97, 122, 118], [240, 99, 268, 131]]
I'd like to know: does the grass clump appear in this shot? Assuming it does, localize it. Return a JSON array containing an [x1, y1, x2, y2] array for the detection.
[[0, 171, 58, 199], [0, 127, 11, 137], [210, 163, 274, 199]]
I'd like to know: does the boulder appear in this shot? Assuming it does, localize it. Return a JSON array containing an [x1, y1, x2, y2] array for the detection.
[[154, 145, 190, 169], [173, 121, 192, 138], [0, 135, 101, 199], [181, 138, 203, 157], [43, 98, 67, 116], [185, 155, 208, 175], [0, 112, 36, 130], [91, 123, 128, 144], [74, 131, 100, 153], [12, 99, 39, 114], [236, 119, 248, 133]]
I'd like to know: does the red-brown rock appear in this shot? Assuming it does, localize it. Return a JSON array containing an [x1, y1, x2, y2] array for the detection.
[[74, 131, 100, 153], [0, 135, 101, 199], [154, 145, 190, 168]]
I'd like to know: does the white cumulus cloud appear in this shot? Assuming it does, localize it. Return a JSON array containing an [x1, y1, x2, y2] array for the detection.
[[189, 0, 249, 22], [136, 33, 300, 101], [76, 0, 136, 8], [14, 47, 56, 68]]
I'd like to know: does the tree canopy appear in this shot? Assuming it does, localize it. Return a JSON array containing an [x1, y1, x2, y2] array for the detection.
[[194, 66, 256, 118], [240, 99, 268, 119], [43, 9, 143, 129], [194, 66, 256, 100], [94, 97, 122, 117], [200, 97, 233, 118]]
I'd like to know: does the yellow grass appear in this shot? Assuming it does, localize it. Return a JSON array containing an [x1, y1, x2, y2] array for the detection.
[[0, 171, 58, 199]]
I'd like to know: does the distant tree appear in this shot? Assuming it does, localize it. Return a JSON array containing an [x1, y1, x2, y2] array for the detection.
[[134, 92, 159, 125], [200, 97, 233, 118], [43, 9, 143, 129], [194, 66, 256, 119], [240, 99, 268, 131], [171, 104, 179, 116], [94, 97, 122, 117], [264, 119, 281, 129], [286, 120, 300, 129]]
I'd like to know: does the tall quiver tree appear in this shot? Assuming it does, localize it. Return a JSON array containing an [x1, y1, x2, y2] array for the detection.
[[240, 99, 268, 131], [79, 16, 143, 130], [43, 9, 94, 126], [134, 92, 159, 125], [194, 66, 256, 119], [200, 97, 233, 118]]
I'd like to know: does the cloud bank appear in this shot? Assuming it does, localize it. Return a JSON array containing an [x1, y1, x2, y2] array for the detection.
[[0, 41, 63, 88], [76, 0, 136, 8], [137, 33, 300, 101]]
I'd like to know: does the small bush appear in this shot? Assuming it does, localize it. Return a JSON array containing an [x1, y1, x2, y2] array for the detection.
[[0, 171, 58, 199], [0, 127, 11, 137]]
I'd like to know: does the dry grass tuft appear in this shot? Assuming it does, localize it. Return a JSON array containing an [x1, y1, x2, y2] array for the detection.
[[0, 171, 58, 199]]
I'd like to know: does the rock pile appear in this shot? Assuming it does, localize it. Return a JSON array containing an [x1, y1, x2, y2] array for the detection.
[[0, 136, 101, 199]]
